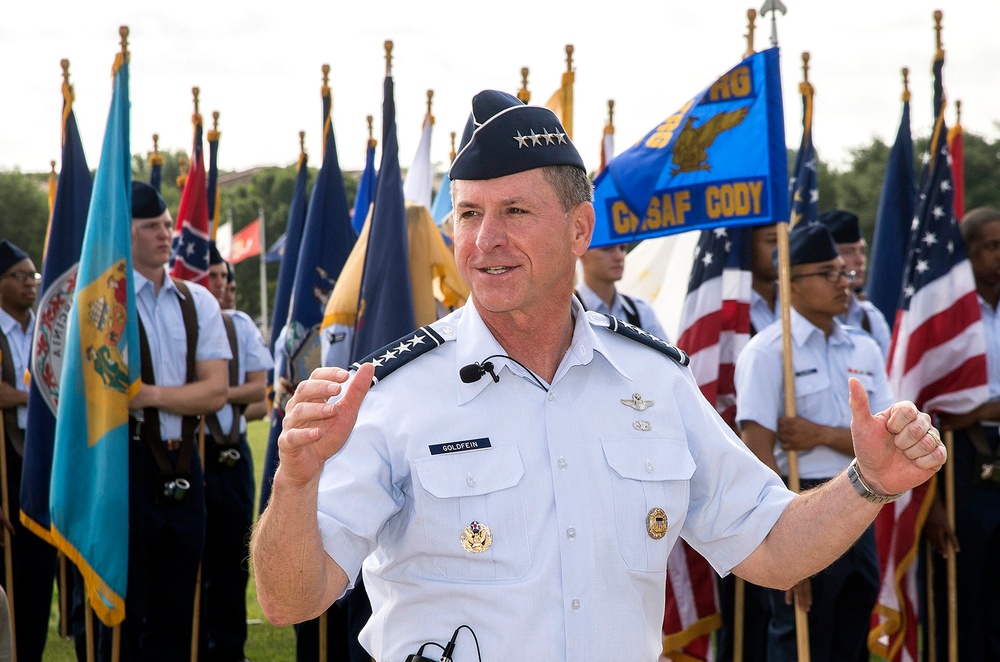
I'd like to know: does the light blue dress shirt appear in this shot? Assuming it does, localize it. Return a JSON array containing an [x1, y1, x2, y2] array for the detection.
[[735, 307, 895, 479], [575, 281, 669, 342], [317, 299, 793, 661], [840, 294, 892, 360], [0, 307, 33, 428], [214, 309, 273, 434], [133, 269, 231, 440]]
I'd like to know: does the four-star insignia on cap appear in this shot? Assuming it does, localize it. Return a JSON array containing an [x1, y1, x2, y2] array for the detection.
[[512, 128, 568, 149]]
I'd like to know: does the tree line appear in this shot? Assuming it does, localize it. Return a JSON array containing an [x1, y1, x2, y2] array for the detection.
[[2, 130, 999, 325]]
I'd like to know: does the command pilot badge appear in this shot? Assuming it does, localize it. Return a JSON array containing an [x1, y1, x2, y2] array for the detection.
[[621, 393, 654, 411], [461, 521, 493, 553], [646, 508, 668, 540]]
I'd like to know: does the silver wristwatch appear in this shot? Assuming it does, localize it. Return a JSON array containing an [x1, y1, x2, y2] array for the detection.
[[847, 458, 904, 504]]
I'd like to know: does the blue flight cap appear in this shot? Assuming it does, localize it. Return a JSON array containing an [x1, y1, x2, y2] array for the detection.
[[819, 209, 861, 243], [226, 261, 235, 283], [0, 240, 29, 275], [209, 241, 225, 266], [449, 90, 585, 181], [132, 181, 167, 219], [788, 222, 839, 266]]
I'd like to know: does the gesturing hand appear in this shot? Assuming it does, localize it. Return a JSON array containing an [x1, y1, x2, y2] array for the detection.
[[848, 377, 946, 496], [276, 363, 375, 488]]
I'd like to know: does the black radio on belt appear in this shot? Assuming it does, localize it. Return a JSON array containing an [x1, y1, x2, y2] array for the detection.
[[217, 447, 241, 467], [162, 478, 191, 501], [405, 624, 480, 662]]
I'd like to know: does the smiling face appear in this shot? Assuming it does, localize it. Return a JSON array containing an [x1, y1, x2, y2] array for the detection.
[[451, 168, 593, 325]]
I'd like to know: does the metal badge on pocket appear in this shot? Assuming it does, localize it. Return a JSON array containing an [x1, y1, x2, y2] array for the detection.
[[646, 507, 668, 540], [461, 521, 493, 553]]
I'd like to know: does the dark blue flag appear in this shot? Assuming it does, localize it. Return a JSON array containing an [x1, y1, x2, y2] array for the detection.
[[865, 82, 915, 329], [258, 148, 308, 515], [265, 233, 286, 264], [591, 47, 787, 247], [788, 77, 818, 228], [207, 115, 221, 235], [21, 75, 92, 541], [352, 74, 415, 361], [352, 136, 378, 235], [149, 137, 163, 193]]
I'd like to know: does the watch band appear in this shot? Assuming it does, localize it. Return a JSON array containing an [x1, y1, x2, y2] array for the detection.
[[847, 458, 903, 504]]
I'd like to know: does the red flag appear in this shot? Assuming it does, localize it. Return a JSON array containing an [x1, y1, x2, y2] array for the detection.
[[229, 219, 262, 265], [169, 119, 210, 286]]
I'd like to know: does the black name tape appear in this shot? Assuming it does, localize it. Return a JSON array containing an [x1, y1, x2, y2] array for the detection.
[[429, 437, 492, 455]]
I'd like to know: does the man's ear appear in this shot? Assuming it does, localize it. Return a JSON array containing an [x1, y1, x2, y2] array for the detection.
[[570, 203, 595, 258]]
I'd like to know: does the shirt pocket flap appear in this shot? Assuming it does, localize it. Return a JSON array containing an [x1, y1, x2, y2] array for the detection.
[[601, 437, 695, 482], [414, 446, 524, 498]]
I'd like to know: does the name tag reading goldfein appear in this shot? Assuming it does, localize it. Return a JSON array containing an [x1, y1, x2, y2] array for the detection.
[[461, 521, 492, 553], [647, 507, 668, 540], [429, 437, 492, 455]]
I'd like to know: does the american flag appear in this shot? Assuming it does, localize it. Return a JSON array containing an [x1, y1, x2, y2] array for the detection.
[[788, 78, 818, 228], [661, 227, 752, 660], [169, 116, 211, 286], [872, 46, 988, 661]]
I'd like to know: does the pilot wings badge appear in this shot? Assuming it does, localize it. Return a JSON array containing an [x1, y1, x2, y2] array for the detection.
[[621, 393, 654, 411]]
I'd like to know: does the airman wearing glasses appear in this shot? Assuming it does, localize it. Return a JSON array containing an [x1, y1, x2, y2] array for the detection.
[[0, 238, 59, 662], [734, 222, 893, 661]]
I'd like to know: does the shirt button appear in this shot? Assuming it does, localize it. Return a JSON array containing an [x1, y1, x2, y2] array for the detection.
[[566, 527, 576, 539], [547, 392, 555, 402], [571, 599, 581, 611], [646, 459, 655, 473], [558, 457, 568, 470], [467, 474, 476, 487]]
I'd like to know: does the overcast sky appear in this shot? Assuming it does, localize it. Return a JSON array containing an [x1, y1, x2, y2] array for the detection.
[[2, 0, 997, 181]]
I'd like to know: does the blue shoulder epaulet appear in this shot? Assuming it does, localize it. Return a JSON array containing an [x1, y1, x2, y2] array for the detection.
[[586, 311, 690, 367], [350, 324, 448, 386]]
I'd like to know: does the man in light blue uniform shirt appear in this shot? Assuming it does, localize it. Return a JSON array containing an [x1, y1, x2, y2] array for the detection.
[[749, 223, 780, 334], [0, 239, 57, 662], [819, 209, 893, 359], [252, 91, 945, 662], [201, 245, 273, 661], [576, 243, 669, 340], [96, 182, 231, 662], [928, 207, 1000, 659], [735, 222, 894, 662]]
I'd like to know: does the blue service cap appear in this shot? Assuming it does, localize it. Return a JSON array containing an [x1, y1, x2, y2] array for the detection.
[[226, 261, 235, 283], [788, 222, 839, 266], [209, 241, 225, 266], [449, 90, 585, 181], [0, 240, 29, 275], [819, 209, 861, 243], [132, 181, 167, 219]]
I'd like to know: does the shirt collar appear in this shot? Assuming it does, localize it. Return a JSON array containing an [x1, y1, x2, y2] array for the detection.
[[133, 267, 181, 299], [455, 298, 631, 405], [0, 306, 33, 337], [790, 307, 851, 349]]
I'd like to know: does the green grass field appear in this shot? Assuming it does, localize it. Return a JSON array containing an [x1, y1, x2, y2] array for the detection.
[[41, 419, 296, 661]]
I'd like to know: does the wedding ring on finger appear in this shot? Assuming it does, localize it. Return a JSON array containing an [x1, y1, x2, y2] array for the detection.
[[927, 428, 942, 446]]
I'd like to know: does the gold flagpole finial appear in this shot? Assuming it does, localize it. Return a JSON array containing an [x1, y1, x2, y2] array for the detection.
[[50, 160, 57, 175], [152, 133, 160, 155], [606, 99, 615, 126], [564, 44, 574, 72], [801, 52, 810, 83], [321, 63, 331, 96], [119, 26, 129, 55], [366, 115, 376, 148], [933, 10, 944, 54], [60, 59, 70, 86], [517, 67, 531, 103], [384, 40, 393, 76], [192, 86, 202, 125], [745, 8, 757, 58], [299, 130, 306, 155], [212, 111, 220, 131], [426, 89, 434, 124], [449, 131, 456, 162], [955, 99, 962, 124], [901, 67, 911, 103]]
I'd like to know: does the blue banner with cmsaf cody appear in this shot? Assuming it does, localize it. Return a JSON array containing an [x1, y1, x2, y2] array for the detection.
[[590, 47, 788, 248]]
